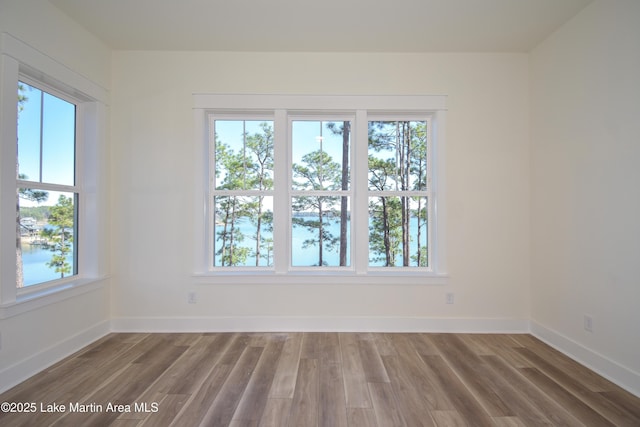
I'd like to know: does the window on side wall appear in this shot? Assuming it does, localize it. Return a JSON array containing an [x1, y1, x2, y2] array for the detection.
[[16, 80, 78, 288], [1, 34, 107, 313]]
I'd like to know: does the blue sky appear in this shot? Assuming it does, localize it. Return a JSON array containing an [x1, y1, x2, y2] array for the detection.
[[18, 82, 76, 208], [214, 118, 350, 191]]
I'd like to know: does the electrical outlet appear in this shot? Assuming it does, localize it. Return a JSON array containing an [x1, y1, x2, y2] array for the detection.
[[188, 291, 197, 304], [445, 293, 454, 304], [584, 315, 593, 332]]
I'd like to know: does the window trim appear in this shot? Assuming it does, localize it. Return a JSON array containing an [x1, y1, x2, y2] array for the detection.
[[366, 114, 433, 271], [16, 77, 81, 287], [0, 33, 108, 316], [193, 94, 448, 285], [209, 114, 276, 269], [287, 114, 355, 272]]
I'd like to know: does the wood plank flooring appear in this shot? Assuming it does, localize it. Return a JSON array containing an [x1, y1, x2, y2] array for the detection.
[[1, 333, 639, 426]]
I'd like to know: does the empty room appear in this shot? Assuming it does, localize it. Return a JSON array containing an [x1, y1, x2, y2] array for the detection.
[[0, 0, 639, 425]]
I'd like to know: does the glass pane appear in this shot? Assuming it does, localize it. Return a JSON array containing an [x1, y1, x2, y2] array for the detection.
[[292, 196, 350, 267], [368, 196, 428, 267], [17, 83, 42, 182], [214, 196, 274, 267], [292, 120, 350, 191], [368, 121, 427, 191], [42, 92, 76, 185], [18, 189, 77, 287], [214, 120, 274, 191], [17, 82, 76, 186]]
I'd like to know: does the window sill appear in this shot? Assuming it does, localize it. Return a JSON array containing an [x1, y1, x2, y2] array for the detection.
[[0, 276, 109, 319], [192, 271, 449, 286]]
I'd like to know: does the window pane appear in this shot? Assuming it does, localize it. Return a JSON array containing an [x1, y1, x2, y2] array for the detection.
[[42, 92, 76, 185], [18, 190, 77, 287], [368, 196, 428, 267], [17, 82, 76, 186], [214, 120, 274, 191], [17, 83, 42, 182], [214, 196, 273, 267], [292, 120, 350, 191], [368, 121, 427, 191], [292, 196, 350, 267]]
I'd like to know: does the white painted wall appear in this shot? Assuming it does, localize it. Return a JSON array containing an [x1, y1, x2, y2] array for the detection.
[[110, 51, 530, 330], [1, 0, 636, 400], [0, 0, 111, 392], [0, 0, 111, 90], [530, 0, 640, 393]]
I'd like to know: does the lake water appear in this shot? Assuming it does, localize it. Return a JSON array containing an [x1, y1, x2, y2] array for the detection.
[[22, 217, 426, 286], [214, 217, 427, 268], [21, 242, 74, 286], [214, 218, 350, 267]]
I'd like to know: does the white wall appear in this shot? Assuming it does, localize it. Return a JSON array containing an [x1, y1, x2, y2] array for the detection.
[[530, 0, 640, 394], [3, 0, 636, 400], [0, 0, 111, 90], [0, 0, 111, 392], [110, 51, 530, 330]]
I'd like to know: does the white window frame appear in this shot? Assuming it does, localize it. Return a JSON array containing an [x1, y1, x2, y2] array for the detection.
[[209, 113, 275, 271], [366, 113, 434, 271], [0, 33, 108, 318], [287, 113, 355, 272], [16, 76, 81, 285], [193, 94, 448, 285]]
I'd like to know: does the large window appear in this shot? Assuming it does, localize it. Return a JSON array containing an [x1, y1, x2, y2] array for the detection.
[[1, 33, 108, 311], [212, 119, 274, 267], [16, 81, 78, 287], [368, 120, 429, 268], [194, 95, 447, 284], [291, 119, 351, 268]]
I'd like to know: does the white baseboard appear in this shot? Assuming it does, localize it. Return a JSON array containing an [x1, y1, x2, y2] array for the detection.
[[530, 320, 640, 398], [0, 320, 111, 394], [111, 316, 530, 333]]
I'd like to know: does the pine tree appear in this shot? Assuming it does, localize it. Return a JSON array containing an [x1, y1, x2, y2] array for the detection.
[[42, 195, 74, 278], [16, 84, 49, 287], [245, 122, 274, 266], [292, 150, 342, 266], [214, 141, 250, 266]]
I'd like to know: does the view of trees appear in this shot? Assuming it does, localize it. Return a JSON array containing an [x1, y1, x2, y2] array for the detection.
[[368, 121, 429, 267], [40, 195, 75, 278], [17, 179, 48, 287], [291, 120, 350, 267], [214, 121, 274, 266], [16, 82, 77, 287], [212, 118, 429, 268]]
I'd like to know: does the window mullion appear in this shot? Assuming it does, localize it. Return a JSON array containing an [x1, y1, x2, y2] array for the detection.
[[38, 90, 44, 182], [354, 110, 369, 274], [272, 109, 288, 274]]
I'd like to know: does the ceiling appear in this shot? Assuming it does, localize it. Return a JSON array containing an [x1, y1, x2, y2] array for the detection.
[[49, 0, 593, 53]]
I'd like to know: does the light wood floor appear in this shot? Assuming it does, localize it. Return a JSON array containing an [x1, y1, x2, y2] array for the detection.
[[1, 333, 639, 426]]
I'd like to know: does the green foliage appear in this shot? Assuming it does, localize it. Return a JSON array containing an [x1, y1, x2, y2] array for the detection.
[[18, 83, 28, 113], [214, 122, 274, 266], [367, 121, 429, 267], [42, 195, 75, 278], [19, 205, 50, 222], [293, 150, 342, 191], [369, 197, 403, 266], [215, 195, 250, 266], [18, 175, 49, 203], [292, 150, 343, 266]]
